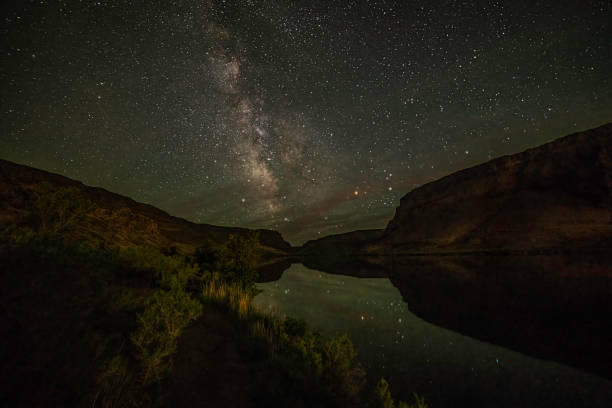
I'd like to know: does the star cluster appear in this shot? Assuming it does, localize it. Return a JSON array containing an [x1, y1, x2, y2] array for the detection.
[[1, 0, 610, 244]]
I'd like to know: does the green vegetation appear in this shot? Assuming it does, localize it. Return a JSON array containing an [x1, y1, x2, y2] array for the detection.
[[31, 183, 97, 233], [1, 216, 428, 407], [121, 245, 199, 289], [131, 283, 202, 383], [195, 232, 260, 289], [245, 312, 366, 406], [376, 378, 429, 408], [0, 228, 143, 406]]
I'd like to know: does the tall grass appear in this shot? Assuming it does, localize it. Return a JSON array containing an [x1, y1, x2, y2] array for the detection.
[[201, 272, 291, 350], [202, 272, 253, 318], [249, 309, 285, 353]]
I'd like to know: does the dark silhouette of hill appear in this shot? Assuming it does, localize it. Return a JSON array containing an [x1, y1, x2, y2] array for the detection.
[[299, 229, 384, 256], [382, 122, 611, 254], [0, 158, 292, 255], [298, 123, 611, 255]]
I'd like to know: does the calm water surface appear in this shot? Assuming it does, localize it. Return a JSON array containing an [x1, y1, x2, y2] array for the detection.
[[254, 263, 612, 408]]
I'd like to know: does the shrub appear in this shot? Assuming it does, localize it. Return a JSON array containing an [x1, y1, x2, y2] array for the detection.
[[377, 378, 395, 408], [323, 334, 356, 377], [376, 377, 429, 408], [120, 246, 199, 289], [211, 232, 260, 288], [131, 284, 202, 383], [32, 183, 97, 233], [322, 334, 366, 399], [283, 317, 307, 337], [193, 241, 217, 270]]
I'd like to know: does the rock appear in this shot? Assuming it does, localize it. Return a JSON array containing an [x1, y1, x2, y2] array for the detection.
[[299, 229, 384, 256], [382, 123, 612, 253]]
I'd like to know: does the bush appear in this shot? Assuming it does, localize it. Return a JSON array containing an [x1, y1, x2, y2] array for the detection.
[[31, 183, 97, 233], [258, 316, 366, 404], [376, 377, 429, 408], [377, 378, 395, 408], [131, 284, 202, 383], [323, 334, 356, 377], [283, 317, 307, 337], [197, 232, 260, 289], [193, 241, 217, 270], [120, 246, 199, 289]]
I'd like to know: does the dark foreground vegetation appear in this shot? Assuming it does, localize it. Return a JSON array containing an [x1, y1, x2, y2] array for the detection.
[[0, 185, 428, 407]]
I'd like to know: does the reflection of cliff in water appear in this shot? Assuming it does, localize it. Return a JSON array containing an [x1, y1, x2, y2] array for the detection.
[[257, 254, 390, 281], [387, 255, 612, 379], [299, 255, 389, 278], [260, 253, 612, 379], [256, 259, 293, 282]]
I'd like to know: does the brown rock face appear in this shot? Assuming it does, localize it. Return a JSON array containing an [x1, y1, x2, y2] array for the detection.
[[296, 229, 388, 277], [383, 123, 612, 253], [0, 159, 292, 253], [299, 229, 384, 256]]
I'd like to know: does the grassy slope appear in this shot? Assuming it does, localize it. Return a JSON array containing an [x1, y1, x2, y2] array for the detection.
[[0, 158, 294, 256], [0, 232, 372, 408]]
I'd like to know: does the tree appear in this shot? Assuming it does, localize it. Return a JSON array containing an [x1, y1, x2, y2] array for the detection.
[[213, 232, 260, 288]]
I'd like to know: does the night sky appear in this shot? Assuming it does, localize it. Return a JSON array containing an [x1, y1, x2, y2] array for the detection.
[[1, 1, 610, 244]]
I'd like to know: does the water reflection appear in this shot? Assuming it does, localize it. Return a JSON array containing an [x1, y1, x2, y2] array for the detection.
[[256, 259, 293, 282], [388, 255, 612, 380], [254, 257, 612, 408]]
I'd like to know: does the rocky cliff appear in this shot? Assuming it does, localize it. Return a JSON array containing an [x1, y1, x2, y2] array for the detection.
[[0, 159, 292, 254], [299, 229, 384, 256], [382, 123, 612, 253], [296, 229, 387, 277]]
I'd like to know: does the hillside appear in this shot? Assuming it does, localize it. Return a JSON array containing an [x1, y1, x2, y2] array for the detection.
[[0, 158, 292, 255], [299, 229, 384, 257], [0, 229, 369, 407], [380, 123, 612, 254], [296, 230, 387, 277]]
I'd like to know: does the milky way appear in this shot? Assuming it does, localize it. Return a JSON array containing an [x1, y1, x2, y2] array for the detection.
[[1, 0, 611, 244]]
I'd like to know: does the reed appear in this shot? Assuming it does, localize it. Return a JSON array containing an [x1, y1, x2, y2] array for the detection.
[[248, 308, 285, 352], [202, 273, 254, 319]]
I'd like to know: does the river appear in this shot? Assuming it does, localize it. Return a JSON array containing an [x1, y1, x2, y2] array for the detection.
[[253, 256, 612, 408]]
